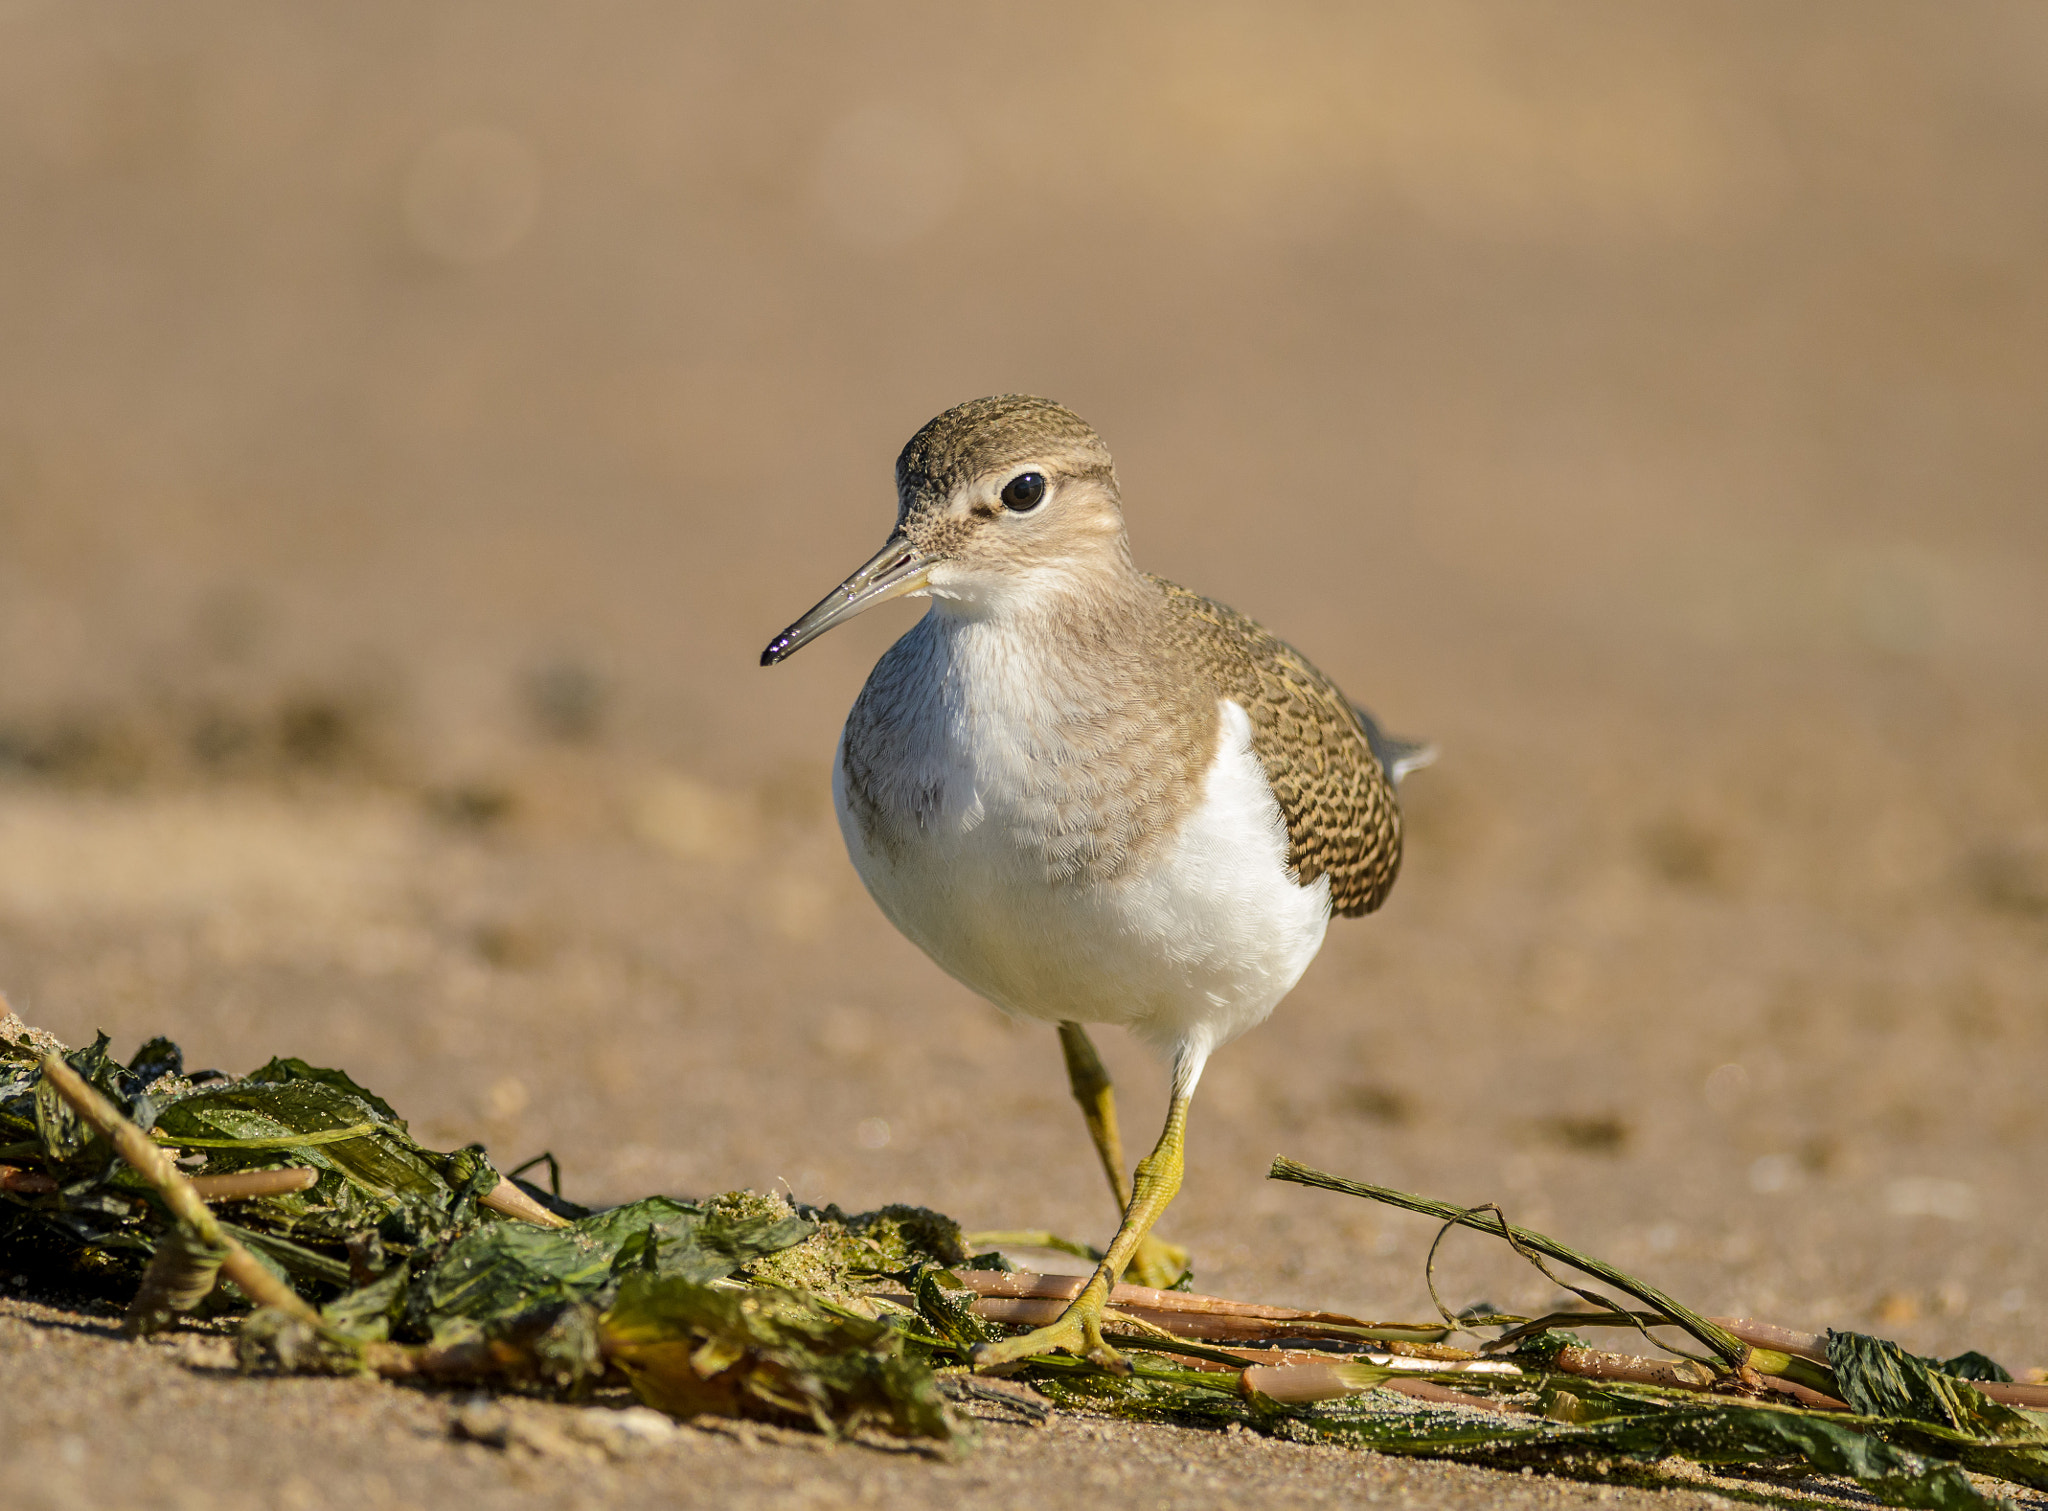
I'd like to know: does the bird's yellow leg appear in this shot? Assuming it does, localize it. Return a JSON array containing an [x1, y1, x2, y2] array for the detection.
[[1056, 1023, 1191, 1291], [1056, 1022, 1128, 1204], [972, 1090, 1190, 1374]]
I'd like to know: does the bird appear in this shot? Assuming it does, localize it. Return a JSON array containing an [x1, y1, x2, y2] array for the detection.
[[760, 395, 1429, 1372]]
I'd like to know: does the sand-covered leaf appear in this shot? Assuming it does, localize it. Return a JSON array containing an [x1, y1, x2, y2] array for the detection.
[[0, 1026, 498, 1297], [1826, 1330, 2048, 1494], [738, 1202, 970, 1306], [20, 1032, 148, 1167], [398, 1195, 817, 1339], [910, 1267, 990, 1355], [601, 1271, 961, 1445], [1936, 1351, 2015, 1384], [1830, 1331, 2048, 1443]]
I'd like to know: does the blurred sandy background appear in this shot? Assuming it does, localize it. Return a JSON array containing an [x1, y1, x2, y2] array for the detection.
[[3, 0, 2046, 1420]]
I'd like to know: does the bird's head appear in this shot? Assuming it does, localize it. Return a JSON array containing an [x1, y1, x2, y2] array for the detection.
[[761, 395, 1129, 666]]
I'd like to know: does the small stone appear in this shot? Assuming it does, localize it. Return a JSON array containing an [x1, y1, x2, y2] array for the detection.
[[449, 1396, 511, 1449], [565, 1405, 685, 1457]]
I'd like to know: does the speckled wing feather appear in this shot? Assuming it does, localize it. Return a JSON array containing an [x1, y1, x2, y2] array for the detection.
[[1151, 578, 1403, 917]]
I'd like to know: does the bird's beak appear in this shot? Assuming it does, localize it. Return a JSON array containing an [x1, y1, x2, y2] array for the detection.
[[760, 535, 934, 666]]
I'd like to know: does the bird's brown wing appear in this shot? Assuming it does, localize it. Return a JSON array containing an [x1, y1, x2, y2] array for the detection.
[[1151, 578, 1403, 917]]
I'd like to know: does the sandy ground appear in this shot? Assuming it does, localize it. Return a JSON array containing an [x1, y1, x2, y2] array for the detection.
[[2, 4, 2047, 1506], [7, 1296, 1856, 1511]]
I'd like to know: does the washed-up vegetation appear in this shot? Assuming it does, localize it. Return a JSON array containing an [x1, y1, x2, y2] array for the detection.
[[2, 1010, 2043, 1504]]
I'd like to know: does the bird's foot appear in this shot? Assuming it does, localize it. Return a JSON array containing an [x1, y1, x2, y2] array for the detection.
[[1123, 1233, 1190, 1292], [970, 1284, 1128, 1375]]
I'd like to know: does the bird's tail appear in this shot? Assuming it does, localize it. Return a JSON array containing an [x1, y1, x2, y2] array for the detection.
[[1352, 704, 1437, 786]]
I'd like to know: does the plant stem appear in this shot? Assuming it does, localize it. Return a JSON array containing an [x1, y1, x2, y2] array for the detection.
[[151, 1123, 376, 1150], [1269, 1157, 1747, 1365], [480, 1177, 571, 1228], [966, 1229, 1101, 1262], [188, 1168, 319, 1202], [1712, 1316, 1827, 1363], [950, 1269, 1453, 1345]]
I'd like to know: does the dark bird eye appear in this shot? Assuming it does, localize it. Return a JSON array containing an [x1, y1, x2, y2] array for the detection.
[[1000, 472, 1046, 512]]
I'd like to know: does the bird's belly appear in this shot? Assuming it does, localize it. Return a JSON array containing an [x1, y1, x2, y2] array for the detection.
[[834, 700, 1330, 1058]]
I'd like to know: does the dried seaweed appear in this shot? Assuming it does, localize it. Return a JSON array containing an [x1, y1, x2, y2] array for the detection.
[[0, 1015, 970, 1445], [1, 1027, 494, 1298], [1259, 1157, 2048, 1507], [603, 1272, 959, 1442], [5, 1012, 2044, 1496]]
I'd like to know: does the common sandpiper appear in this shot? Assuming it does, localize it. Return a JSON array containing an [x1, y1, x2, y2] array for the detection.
[[762, 395, 1429, 1370]]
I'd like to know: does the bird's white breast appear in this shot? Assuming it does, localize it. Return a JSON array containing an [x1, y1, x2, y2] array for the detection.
[[833, 612, 1330, 1063]]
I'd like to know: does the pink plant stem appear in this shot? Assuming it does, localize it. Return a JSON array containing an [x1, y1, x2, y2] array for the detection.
[[188, 1167, 319, 1202]]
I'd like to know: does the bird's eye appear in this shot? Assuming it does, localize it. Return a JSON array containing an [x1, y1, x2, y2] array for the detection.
[[1000, 472, 1046, 512]]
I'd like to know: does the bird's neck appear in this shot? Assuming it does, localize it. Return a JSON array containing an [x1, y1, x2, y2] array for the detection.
[[919, 566, 1201, 747], [926, 553, 1159, 648]]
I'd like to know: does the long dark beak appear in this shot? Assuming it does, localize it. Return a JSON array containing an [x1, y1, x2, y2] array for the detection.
[[760, 536, 933, 666]]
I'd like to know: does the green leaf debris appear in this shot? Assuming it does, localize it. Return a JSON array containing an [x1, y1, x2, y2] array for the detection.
[[3, 1010, 2043, 1501]]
